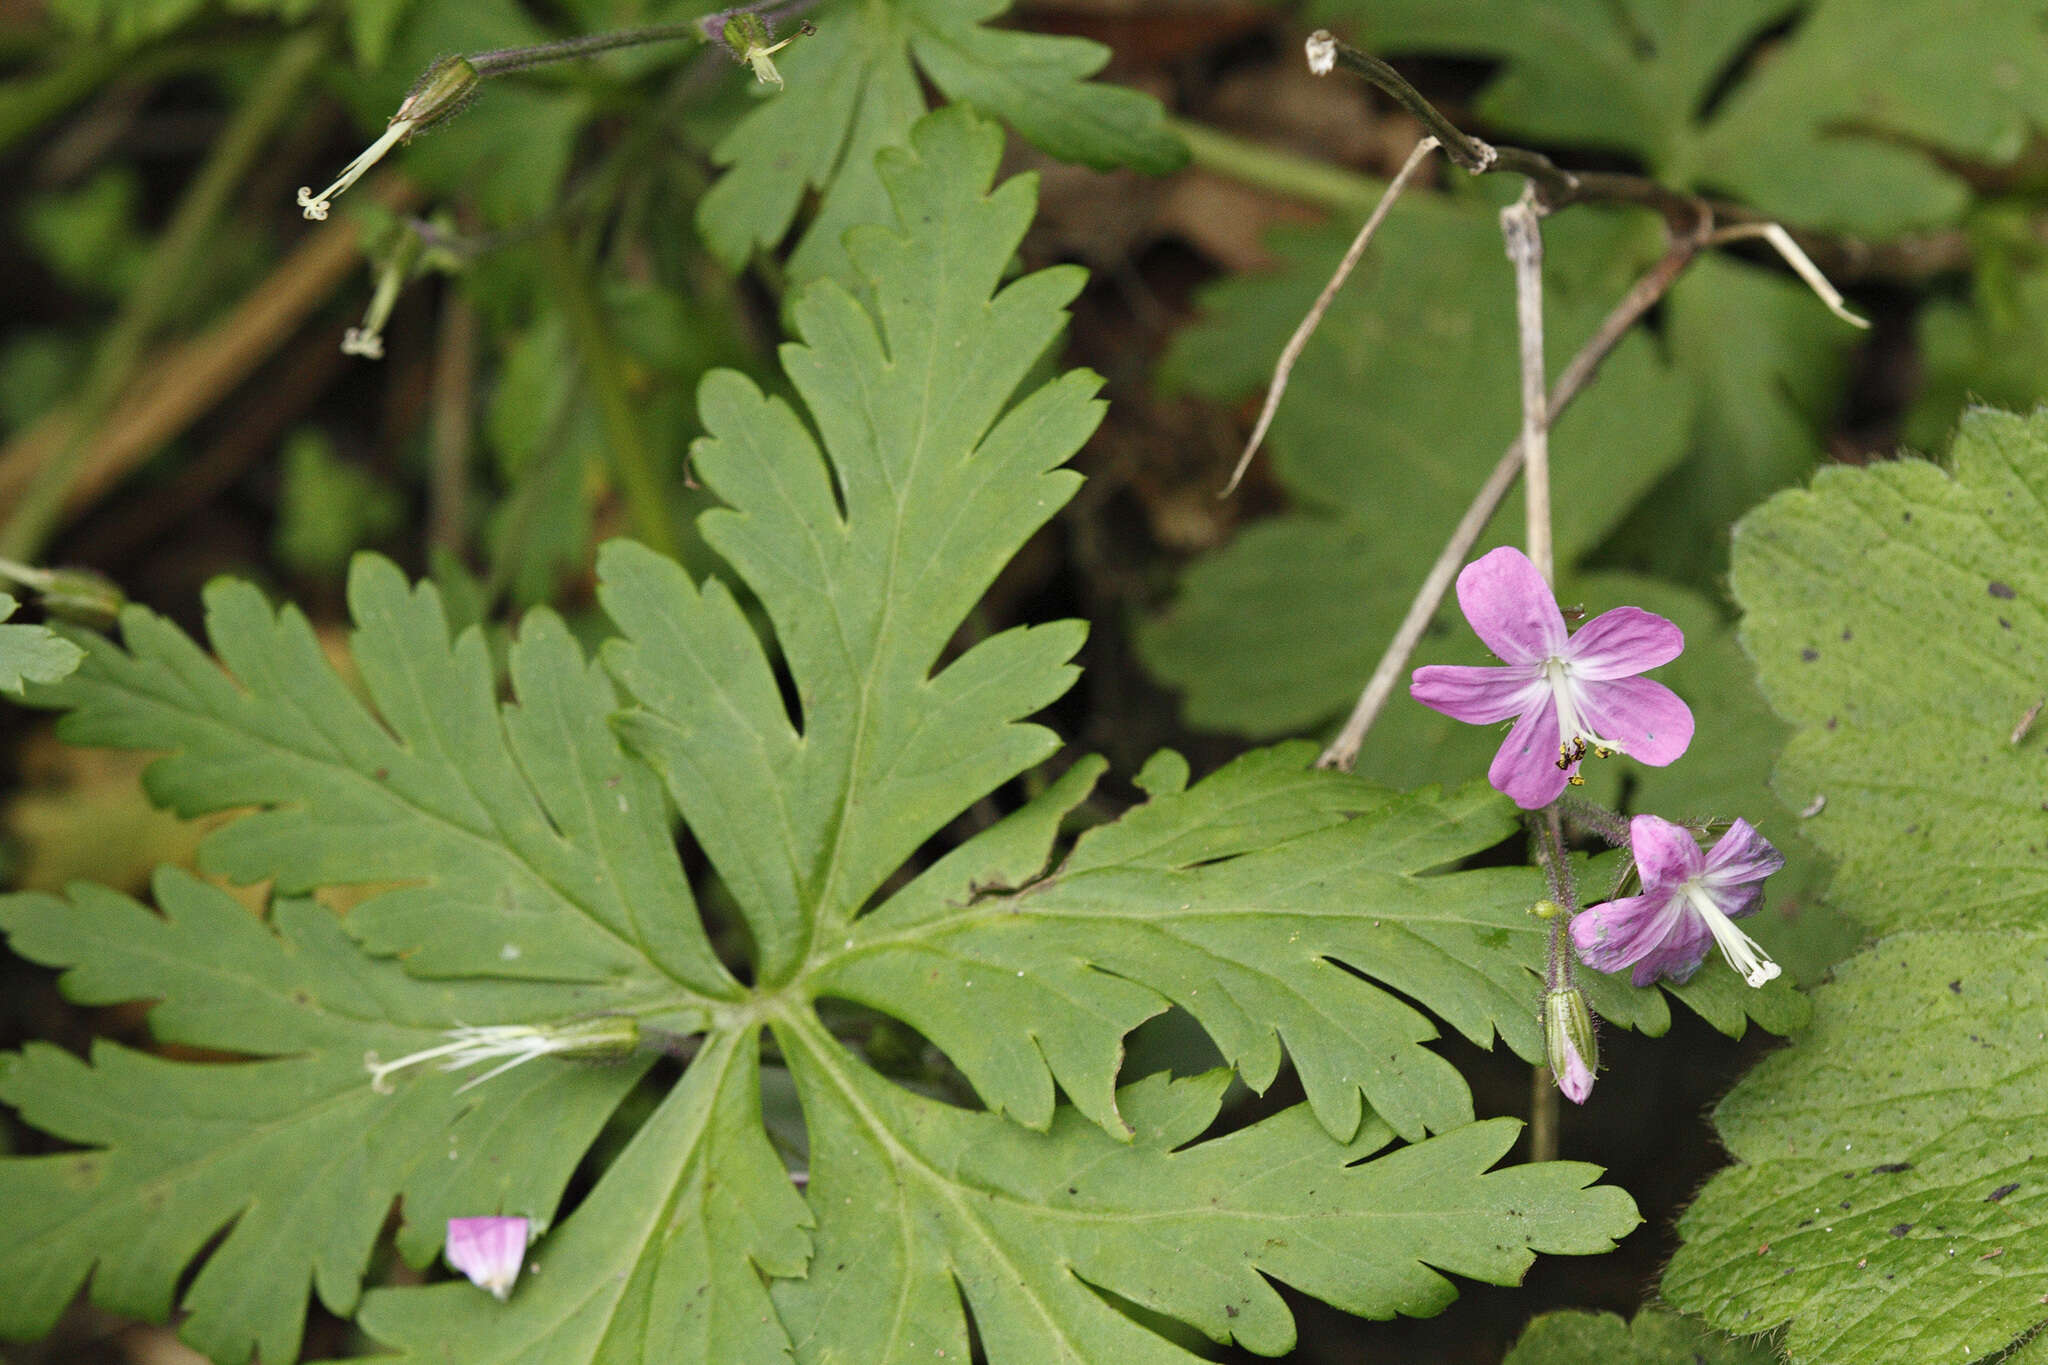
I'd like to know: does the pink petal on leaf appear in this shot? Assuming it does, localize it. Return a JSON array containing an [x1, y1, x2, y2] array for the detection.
[[446, 1216, 529, 1301]]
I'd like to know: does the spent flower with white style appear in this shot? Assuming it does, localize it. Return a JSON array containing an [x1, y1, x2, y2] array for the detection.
[[1571, 815, 1785, 987], [297, 56, 478, 221], [1410, 546, 1693, 808], [445, 1216, 529, 1300], [341, 223, 427, 360], [719, 12, 812, 88], [363, 1016, 638, 1093]]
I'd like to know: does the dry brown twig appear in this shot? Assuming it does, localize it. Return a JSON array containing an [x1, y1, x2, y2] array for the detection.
[[1254, 32, 1866, 773], [1499, 187, 1550, 584], [1220, 134, 1441, 496]]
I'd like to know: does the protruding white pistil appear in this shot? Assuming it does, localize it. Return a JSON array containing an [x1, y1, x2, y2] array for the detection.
[[1682, 883, 1781, 987], [298, 119, 416, 221], [1305, 30, 1338, 76], [1542, 657, 1625, 756]]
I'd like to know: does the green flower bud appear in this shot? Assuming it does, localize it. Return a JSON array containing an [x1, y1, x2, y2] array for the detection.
[[299, 57, 478, 222]]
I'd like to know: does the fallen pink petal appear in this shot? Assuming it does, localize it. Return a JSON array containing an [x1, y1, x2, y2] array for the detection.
[[445, 1216, 530, 1301], [1411, 546, 1694, 808]]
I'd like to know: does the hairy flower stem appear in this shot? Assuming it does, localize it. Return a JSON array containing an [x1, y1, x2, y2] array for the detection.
[[1528, 807, 1578, 1160], [1560, 796, 1631, 848], [1530, 810, 1579, 986], [469, 0, 823, 75], [468, 22, 708, 75], [1500, 190, 1551, 583]]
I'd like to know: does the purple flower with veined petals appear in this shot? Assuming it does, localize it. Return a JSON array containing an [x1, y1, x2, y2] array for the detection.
[[446, 1216, 529, 1301], [1410, 547, 1693, 809], [1571, 814, 1785, 987]]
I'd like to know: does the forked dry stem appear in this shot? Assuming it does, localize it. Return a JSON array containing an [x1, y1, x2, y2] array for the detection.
[[1220, 136, 1441, 497]]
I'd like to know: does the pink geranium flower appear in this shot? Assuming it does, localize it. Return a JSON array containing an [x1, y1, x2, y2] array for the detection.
[[1410, 547, 1693, 808], [1570, 814, 1784, 987]]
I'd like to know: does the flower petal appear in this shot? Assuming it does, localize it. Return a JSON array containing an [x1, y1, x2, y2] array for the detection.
[[1628, 814, 1704, 891], [1570, 889, 1710, 986], [1411, 664, 1546, 724], [1701, 817, 1785, 895], [1488, 698, 1568, 809], [1555, 1037, 1594, 1104], [446, 1216, 529, 1300], [1576, 676, 1693, 766], [1563, 606, 1684, 680], [1713, 881, 1766, 921], [1456, 547, 1566, 665]]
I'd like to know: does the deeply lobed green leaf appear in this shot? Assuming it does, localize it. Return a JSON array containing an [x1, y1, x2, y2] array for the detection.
[[768, 1053, 1637, 1363], [5, 107, 1648, 1365], [0, 873, 649, 1364], [697, 0, 1185, 286], [1503, 1306, 1779, 1364]]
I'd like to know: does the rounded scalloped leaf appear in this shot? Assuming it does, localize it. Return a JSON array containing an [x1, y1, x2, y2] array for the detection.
[[1668, 407, 2048, 1363]]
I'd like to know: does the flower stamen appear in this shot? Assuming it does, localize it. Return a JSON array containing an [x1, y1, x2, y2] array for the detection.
[[364, 1018, 639, 1094], [1682, 883, 1781, 987], [1543, 659, 1627, 762]]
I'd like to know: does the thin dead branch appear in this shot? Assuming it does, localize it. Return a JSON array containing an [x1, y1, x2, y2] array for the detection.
[[1221, 135, 1440, 497], [1500, 188, 1551, 583]]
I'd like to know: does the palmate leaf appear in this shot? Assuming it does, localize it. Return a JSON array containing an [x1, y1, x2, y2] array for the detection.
[[696, 0, 1185, 287], [1662, 408, 2048, 1363], [4, 109, 1640, 1365], [0, 593, 83, 694]]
